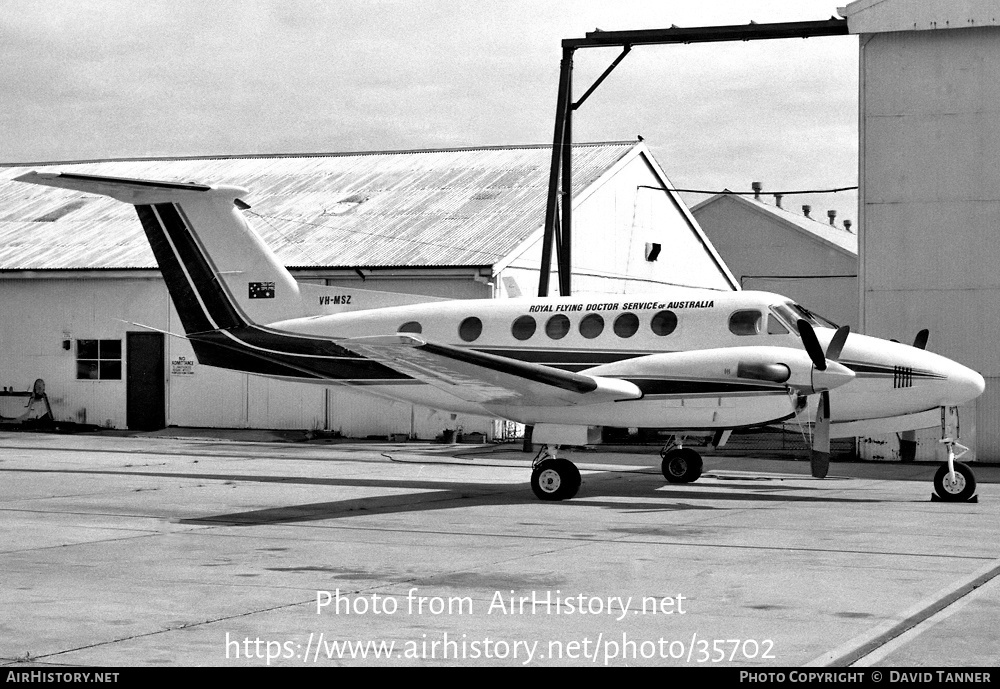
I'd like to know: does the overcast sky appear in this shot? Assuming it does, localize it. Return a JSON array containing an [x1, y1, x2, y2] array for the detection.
[[1, 0, 859, 223]]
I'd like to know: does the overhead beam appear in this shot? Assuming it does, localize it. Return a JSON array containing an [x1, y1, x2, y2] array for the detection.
[[566, 18, 848, 49], [537, 18, 850, 297]]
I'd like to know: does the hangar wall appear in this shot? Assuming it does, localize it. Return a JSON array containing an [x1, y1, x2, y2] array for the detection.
[[499, 148, 736, 296], [855, 16, 1000, 461], [691, 195, 859, 331]]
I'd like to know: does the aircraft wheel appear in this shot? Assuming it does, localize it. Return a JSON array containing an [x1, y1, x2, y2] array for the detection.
[[661, 448, 703, 484], [531, 458, 581, 501], [933, 461, 976, 502]]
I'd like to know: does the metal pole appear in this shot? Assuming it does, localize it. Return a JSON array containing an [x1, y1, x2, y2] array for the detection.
[[539, 51, 574, 296], [559, 46, 573, 296]]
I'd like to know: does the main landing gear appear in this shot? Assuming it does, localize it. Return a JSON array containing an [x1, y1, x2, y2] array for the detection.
[[660, 447, 704, 483], [659, 440, 704, 484], [530, 446, 582, 501]]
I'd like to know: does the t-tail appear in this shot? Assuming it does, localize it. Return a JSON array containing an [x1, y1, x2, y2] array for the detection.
[[14, 171, 421, 384], [16, 171, 305, 332]]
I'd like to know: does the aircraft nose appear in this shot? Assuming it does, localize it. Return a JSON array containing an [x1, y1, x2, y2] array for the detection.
[[946, 363, 986, 405]]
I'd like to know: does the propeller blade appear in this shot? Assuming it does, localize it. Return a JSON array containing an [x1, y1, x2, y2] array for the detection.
[[811, 390, 831, 479], [825, 325, 850, 362], [797, 320, 827, 371], [913, 329, 929, 350]]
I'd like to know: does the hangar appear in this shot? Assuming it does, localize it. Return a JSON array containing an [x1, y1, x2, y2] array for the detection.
[[0, 140, 736, 437], [691, 189, 858, 332], [842, 0, 1000, 462]]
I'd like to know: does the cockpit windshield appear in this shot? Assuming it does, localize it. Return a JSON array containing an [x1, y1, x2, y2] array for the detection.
[[770, 302, 839, 334]]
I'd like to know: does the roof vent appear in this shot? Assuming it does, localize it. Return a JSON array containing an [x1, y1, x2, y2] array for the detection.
[[752, 181, 762, 199], [774, 193, 783, 208], [844, 219, 853, 233], [802, 205, 812, 218], [827, 209, 837, 225]]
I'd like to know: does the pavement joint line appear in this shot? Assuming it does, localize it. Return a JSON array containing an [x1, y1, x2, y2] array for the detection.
[[172, 520, 1000, 560], [804, 557, 1000, 667], [847, 577, 995, 666], [2, 597, 318, 664], [0, 530, 163, 556]]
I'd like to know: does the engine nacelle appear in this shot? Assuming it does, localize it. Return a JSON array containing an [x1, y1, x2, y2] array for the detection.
[[583, 346, 854, 394]]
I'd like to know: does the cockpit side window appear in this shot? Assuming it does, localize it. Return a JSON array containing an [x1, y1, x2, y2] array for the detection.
[[767, 314, 789, 335], [770, 302, 839, 333], [729, 310, 762, 336]]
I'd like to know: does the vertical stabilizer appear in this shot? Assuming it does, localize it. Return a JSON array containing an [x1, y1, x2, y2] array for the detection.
[[14, 171, 305, 332]]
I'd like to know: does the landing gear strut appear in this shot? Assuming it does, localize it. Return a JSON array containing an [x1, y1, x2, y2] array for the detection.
[[932, 438, 977, 502], [530, 446, 581, 501]]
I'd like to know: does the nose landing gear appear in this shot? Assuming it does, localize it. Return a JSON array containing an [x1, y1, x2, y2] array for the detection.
[[932, 438, 977, 503]]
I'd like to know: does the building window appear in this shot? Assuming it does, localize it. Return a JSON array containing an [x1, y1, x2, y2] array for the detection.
[[613, 312, 640, 338], [76, 339, 122, 380], [545, 314, 571, 340], [579, 313, 605, 339], [650, 310, 678, 337], [511, 315, 536, 341], [459, 317, 483, 342], [729, 310, 762, 336], [399, 321, 422, 334]]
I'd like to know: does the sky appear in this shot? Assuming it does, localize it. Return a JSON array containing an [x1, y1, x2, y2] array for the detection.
[[0, 0, 860, 225]]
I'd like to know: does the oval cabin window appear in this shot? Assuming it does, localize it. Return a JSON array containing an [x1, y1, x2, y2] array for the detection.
[[579, 313, 605, 339], [511, 315, 536, 341], [399, 321, 422, 334], [613, 312, 639, 338], [650, 310, 678, 337], [459, 316, 483, 342], [545, 314, 571, 340]]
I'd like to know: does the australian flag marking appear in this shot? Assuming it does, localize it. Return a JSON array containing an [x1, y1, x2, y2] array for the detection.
[[249, 281, 276, 299]]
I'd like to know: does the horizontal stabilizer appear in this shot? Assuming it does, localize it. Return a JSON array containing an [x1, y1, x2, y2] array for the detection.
[[14, 171, 244, 204]]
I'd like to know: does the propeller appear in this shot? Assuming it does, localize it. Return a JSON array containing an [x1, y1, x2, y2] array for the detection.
[[899, 329, 929, 461], [797, 320, 851, 479]]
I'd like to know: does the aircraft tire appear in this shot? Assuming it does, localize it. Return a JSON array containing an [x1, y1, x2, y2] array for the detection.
[[531, 458, 581, 501], [933, 461, 976, 502], [661, 448, 703, 484]]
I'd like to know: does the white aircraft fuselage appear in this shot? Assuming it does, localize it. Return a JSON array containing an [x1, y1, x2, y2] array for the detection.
[[14, 171, 986, 500], [271, 290, 984, 434]]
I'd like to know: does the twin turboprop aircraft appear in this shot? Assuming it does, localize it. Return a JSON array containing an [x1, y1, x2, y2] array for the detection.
[[16, 171, 987, 502]]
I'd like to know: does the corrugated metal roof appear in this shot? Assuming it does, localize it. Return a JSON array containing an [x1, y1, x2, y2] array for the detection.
[[692, 193, 858, 256], [0, 142, 637, 271]]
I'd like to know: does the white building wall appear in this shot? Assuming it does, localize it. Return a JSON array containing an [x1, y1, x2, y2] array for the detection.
[[692, 198, 859, 331], [501, 150, 735, 296], [0, 277, 168, 427], [858, 23, 1000, 462]]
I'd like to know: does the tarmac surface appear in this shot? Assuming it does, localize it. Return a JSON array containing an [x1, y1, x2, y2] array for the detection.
[[1, 428, 998, 668]]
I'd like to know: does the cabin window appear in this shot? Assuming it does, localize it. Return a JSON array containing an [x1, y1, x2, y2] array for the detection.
[[650, 310, 678, 337], [76, 339, 122, 380], [579, 313, 604, 339], [729, 310, 762, 336], [511, 315, 536, 341], [545, 314, 571, 340], [458, 317, 482, 342], [399, 321, 422, 334], [613, 312, 639, 338]]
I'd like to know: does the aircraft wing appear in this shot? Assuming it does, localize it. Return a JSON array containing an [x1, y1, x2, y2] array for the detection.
[[337, 335, 642, 407]]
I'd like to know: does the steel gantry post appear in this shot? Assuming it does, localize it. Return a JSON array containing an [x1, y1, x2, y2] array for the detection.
[[537, 18, 848, 297]]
